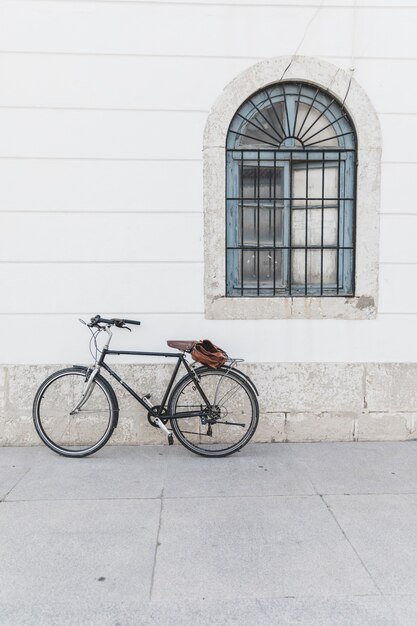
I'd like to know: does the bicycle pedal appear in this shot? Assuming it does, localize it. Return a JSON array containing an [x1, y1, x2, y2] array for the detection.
[[168, 434, 174, 446]]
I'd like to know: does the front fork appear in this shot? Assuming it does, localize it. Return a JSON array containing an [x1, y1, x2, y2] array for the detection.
[[69, 366, 101, 414], [70, 326, 113, 414]]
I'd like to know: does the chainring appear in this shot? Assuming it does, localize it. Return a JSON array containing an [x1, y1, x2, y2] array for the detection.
[[147, 406, 169, 428]]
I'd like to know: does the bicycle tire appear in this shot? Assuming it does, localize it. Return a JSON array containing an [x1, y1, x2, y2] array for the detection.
[[33, 367, 118, 458], [168, 367, 259, 457]]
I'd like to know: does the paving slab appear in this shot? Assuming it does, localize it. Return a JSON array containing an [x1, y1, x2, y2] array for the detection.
[[0, 499, 160, 607], [163, 442, 315, 498], [290, 441, 417, 494], [0, 596, 397, 626], [151, 494, 378, 602], [385, 595, 417, 626], [325, 494, 417, 595], [4, 445, 167, 501], [0, 464, 29, 500], [145, 596, 396, 626]]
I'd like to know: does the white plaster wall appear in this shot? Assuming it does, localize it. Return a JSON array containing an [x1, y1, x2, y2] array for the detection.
[[1, 1, 416, 364]]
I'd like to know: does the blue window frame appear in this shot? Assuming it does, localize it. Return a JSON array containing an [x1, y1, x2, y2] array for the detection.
[[226, 82, 356, 297]]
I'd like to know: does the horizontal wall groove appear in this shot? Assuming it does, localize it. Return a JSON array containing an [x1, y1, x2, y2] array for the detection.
[[0, 50, 264, 60], [381, 161, 417, 165], [5, 1, 417, 10], [0, 106, 413, 117], [0, 311, 415, 317], [1, 51, 417, 62], [0, 157, 414, 164], [0, 311, 204, 316], [0, 210, 203, 215], [380, 212, 417, 216], [0, 157, 203, 162], [5, 260, 417, 266], [377, 112, 417, 117], [0, 106, 208, 114], [379, 312, 417, 316], [0, 261, 204, 265], [380, 262, 417, 266]]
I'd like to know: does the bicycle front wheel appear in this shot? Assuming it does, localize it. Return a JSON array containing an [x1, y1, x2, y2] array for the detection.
[[168, 367, 259, 457], [33, 368, 117, 457]]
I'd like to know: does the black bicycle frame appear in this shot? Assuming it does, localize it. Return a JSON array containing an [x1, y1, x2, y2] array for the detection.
[[97, 348, 212, 420]]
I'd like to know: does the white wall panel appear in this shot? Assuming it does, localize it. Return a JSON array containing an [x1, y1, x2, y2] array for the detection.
[[2, 54, 415, 115], [0, 53, 253, 111], [0, 93, 412, 166], [354, 59, 417, 115], [380, 114, 417, 164], [0, 109, 205, 159], [1, 54, 416, 116], [356, 8, 417, 58], [0, 263, 204, 314], [2, 312, 417, 365], [0, 3, 353, 57], [0, 213, 203, 262], [380, 164, 417, 214], [380, 215, 417, 263], [379, 265, 417, 313], [2, 4, 416, 60], [2, 110, 411, 163], [0, 159, 202, 213]]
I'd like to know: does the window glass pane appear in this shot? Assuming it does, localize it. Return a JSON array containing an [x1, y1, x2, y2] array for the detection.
[[240, 165, 285, 247], [242, 206, 257, 245], [242, 250, 257, 286], [295, 103, 338, 148], [236, 103, 285, 149], [291, 206, 305, 246], [291, 249, 305, 287], [242, 166, 257, 198], [321, 250, 338, 285], [323, 166, 338, 205], [323, 209, 338, 246], [259, 250, 274, 287], [259, 206, 275, 246], [242, 165, 283, 198], [238, 249, 285, 292]]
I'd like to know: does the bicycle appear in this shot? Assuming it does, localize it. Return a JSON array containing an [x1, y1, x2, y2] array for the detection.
[[32, 315, 259, 458]]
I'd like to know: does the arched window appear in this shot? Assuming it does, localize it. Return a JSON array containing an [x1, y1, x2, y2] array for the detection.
[[204, 57, 380, 320], [226, 82, 356, 297]]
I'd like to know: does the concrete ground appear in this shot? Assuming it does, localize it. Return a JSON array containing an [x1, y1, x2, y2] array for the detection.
[[1, 442, 417, 625]]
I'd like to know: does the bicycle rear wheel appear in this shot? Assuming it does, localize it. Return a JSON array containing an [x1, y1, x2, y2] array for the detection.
[[168, 367, 259, 457], [33, 367, 117, 457]]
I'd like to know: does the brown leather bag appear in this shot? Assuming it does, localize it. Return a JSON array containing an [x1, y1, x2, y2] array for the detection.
[[191, 340, 228, 369]]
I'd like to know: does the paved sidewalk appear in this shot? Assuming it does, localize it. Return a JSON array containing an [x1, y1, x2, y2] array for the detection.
[[1, 442, 417, 625]]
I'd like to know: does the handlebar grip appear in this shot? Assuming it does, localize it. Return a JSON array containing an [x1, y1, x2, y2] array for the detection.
[[88, 315, 141, 327], [121, 318, 141, 326]]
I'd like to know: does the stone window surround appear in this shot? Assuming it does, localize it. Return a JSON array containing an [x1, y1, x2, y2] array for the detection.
[[203, 56, 382, 320]]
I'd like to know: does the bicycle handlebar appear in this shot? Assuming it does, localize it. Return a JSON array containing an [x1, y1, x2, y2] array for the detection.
[[88, 315, 141, 328]]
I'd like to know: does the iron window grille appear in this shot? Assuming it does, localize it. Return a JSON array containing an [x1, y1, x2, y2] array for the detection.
[[226, 82, 357, 297]]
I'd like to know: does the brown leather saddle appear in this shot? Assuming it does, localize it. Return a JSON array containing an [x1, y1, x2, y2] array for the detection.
[[167, 340, 195, 352]]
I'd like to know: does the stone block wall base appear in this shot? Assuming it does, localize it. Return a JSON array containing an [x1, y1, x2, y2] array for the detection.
[[1, 363, 417, 445]]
